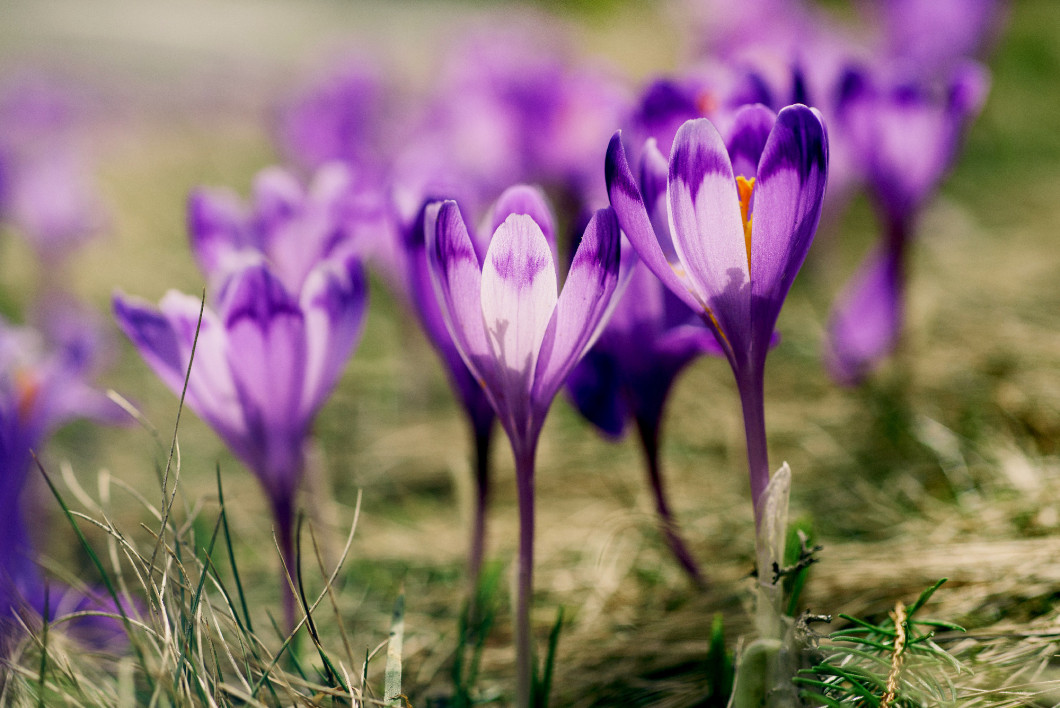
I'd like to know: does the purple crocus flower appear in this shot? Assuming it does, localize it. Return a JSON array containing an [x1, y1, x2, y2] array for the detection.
[[0, 314, 127, 653], [0, 74, 107, 262], [824, 62, 988, 385], [865, 0, 1006, 71], [567, 255, 721, 586], [606, 104, 828, 525], [114, 167, 369, 628], [427, 192, 622, 708]]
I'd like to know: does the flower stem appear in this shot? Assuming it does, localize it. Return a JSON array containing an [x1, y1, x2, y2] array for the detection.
[[467, 424, 493, 611], [271, 493, 297, 633], [512, 440, 537, 708], [634, 415, 706, 588], [736, 367, 770, 528]]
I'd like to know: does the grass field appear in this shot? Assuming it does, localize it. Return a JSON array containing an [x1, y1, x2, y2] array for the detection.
[[2, 0, 1060, 705]]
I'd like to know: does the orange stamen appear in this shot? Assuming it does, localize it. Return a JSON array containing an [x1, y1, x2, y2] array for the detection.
[[736, 175, 755, 271], [15, 369, 40, 422]]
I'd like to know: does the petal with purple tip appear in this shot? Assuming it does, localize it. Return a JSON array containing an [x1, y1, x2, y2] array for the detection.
[[426, 201, 495, 393], [726, 104, 776, 180], [666, 118, 749, 353], [483, 184, 557, 253], [187, 187, 250, 276], [605, 132, 702, 314], [748, 104, 828, 355], [300, 256, 368, 417], [533, 207, 620, 404]]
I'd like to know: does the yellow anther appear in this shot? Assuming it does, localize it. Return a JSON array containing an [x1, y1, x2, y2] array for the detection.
[[736, 176, 755, 271]]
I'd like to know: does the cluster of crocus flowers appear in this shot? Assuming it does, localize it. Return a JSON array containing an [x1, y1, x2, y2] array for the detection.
[[0, 312, 127, 653], [427, 188, 623, 708], [113, 164, 369, 629]]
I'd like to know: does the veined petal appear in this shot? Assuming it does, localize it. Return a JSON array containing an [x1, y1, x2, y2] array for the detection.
[[605, 131, 702, 314], [533, 207, 621, 405], [219, 264, 308, 442], [483, 184, 557, 255], [749, 104, 828, 356], [299, 256, 368, 417], [726, 104, 776, 180], [667, 118, 750, 355], [426, 200, 495, 392], [481, 214, 557, 406]]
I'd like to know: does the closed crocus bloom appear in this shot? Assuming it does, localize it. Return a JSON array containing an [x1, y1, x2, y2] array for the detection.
[[114, 247, 367, 629], [825, 62, 988, 385], [427, 193, 622, 708], [607, 104, 828, 519]]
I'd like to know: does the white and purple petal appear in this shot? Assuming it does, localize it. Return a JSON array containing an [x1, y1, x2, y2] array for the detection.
[[748, 104, 828, 359], [666, 118, 750, 356], [480, 214, 558, 413], [299, 255, 368, 418], [605, 131, 702, 314], [426, 200, 496, 394], [482, 184, 557, 255]]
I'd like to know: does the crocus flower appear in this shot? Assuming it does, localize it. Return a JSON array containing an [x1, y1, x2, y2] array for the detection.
[[567, 255, 721, 586], [114, 167, 369, 628], [865, 0, 1006, 72], [824, 62, 988, 384], [606, 104, 828, 526], [0, 74, 106, 262], [0, 313, 127, 653], [427, 191, 622, 708]]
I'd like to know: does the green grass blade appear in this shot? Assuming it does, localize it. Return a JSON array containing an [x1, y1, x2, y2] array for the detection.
[[384, 590, 406, 706]]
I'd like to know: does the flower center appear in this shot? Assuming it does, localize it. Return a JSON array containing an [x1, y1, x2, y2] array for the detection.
[[737, 175, 755, 271]]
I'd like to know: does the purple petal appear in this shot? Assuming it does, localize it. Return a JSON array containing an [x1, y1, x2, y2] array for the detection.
[[825, 246, 904, 386], [112, 294, 185, 394], [749, 104, 828, 356], [251, 167, 304, 234], [566, 348, 628, 438], [299, 256, 368, 417], [218, 265, 308, 458], [725, 104, 777, 181], [605, 132, 703, 314], [639, 140, 681, 266], [187, 187, 250, 276], [483, 184, 557, 253], [666, 118, 749, 355], [481, 213, 558, 404], [426, 201, 495, 393], [533, 207, 621, 405]]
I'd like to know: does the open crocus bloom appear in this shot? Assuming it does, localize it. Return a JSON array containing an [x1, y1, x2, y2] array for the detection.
[[606, 103, 828, 514], [426, 190, 622, 708], [426, 197, 623, 453]]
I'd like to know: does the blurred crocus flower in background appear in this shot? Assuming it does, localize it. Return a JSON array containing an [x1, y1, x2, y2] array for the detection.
[[567, 252, 722, 586], [824, 62, 989, 385], [0, 74, 107, 263], [0, 312, 128, 653], [113, 165, 370, 629], [865, 0, 1006, 71], [427, 191, 623, 708]]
